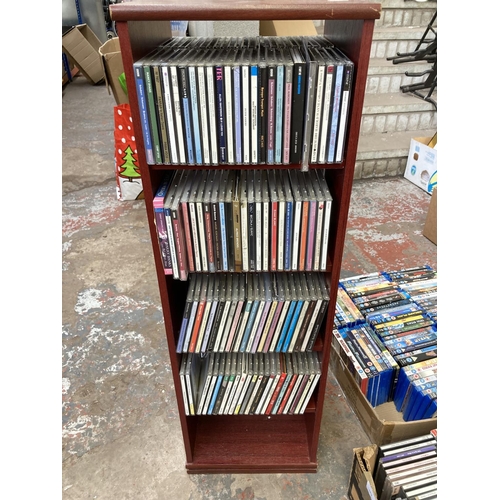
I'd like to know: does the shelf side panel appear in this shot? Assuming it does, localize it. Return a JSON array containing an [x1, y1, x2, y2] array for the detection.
[[304, 19, 375, 461], [116, 19, 197, 464]]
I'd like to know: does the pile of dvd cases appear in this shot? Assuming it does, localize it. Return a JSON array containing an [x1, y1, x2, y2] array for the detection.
[[332, 266, 437, 421]]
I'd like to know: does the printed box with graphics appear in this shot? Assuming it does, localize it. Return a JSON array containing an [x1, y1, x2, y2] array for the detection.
[[404, 136, 437, 195]]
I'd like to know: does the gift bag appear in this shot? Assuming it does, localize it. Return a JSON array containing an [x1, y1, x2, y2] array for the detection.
[[114, 103, 144, 201]]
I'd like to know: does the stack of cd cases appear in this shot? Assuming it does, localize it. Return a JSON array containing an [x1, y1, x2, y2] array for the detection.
[[153, 169, 333, 280], [180, 351, 321, 417], [133, 35, 353, 168], [176, 271, 330, 355]]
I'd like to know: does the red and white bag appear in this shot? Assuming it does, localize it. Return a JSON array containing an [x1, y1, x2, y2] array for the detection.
[[114, 103, 144, 201]]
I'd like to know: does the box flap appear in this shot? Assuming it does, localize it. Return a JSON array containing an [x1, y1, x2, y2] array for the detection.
[[423, 187, 437, 245], [99, 37, 128, 105], [427, 133, 437, 148], [348, 446, 379, 500]]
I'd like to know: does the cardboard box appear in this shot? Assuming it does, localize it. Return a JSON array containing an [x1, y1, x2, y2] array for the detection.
[[347, 445, 379, 500], [260, 20, 317, 36], [347, 432, 438, 500], [99, 37, 128, 105], [423, 187, 437, 245], [403, 136, 437, 195], [330, 351, 437, 446], [62, 24, 105, 84]]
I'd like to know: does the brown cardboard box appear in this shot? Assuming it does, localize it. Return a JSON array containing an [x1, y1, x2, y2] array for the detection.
[[330, 351, 437, 446], [260, 20, 317, 36], [423, 187, 437, 245], [347, 445, 379, 500], [62, 24, 105, 84], [99, 37, 128, 105]]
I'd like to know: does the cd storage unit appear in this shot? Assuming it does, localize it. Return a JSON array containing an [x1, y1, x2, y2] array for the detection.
[[111, 0, 381, 474]]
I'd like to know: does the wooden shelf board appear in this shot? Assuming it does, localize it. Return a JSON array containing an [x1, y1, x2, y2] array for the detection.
[[186, 464, 317, 474], [149, 164, 346, 172], [186, 414, 316, 473], [111, 0, 381, 22]]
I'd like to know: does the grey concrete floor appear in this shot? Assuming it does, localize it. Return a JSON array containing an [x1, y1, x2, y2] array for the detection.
[[62, 74, 437, 499]]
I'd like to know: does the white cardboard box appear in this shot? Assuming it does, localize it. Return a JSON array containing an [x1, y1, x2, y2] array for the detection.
[[404, 136, 437, 195]]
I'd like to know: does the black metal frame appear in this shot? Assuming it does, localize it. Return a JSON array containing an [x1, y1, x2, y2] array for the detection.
[[387, 12, 437, 110]]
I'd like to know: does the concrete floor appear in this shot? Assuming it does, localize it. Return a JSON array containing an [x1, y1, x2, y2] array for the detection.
[[62, 74, 437, 499]]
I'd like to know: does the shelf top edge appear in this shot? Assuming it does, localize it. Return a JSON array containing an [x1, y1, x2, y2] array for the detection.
[[111, 0, 381, 22]]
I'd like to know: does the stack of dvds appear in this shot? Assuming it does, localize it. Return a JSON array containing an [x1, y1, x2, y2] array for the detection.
[[332, 266, 438, 417], [179, 351, 321, 416], [382, 265, 437, 285], [134, 35, 353, 168], [382, 266, 438, 323], [373, 431, 438, 499], [393, 358, 437, 422], [334, 286, 364, 329], [332, 324, 398, 407], [339, 272, 411, 316], [398, 277, 438, 322], [176, 272, 330, 354], [364, 304, 436, 367], [337, 268, 438, 368], [349, 286, 413, 317], [153, 169, 334, 280]]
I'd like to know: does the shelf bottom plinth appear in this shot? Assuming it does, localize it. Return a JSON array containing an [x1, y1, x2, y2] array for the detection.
[[185, 414, 317, 474]]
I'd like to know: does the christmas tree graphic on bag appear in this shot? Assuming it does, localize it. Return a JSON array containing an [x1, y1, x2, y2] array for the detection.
[[114, 103, 144, 200]]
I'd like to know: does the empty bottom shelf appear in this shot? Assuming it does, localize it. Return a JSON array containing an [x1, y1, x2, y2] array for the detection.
[[186, 414, 317, 473]]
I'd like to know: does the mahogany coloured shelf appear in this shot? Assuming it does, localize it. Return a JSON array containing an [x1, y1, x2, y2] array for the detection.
[[110, 0, 381, 474]]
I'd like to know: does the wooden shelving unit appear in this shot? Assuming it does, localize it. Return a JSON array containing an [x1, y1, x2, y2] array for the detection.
[[111, 0, 381, 474]]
